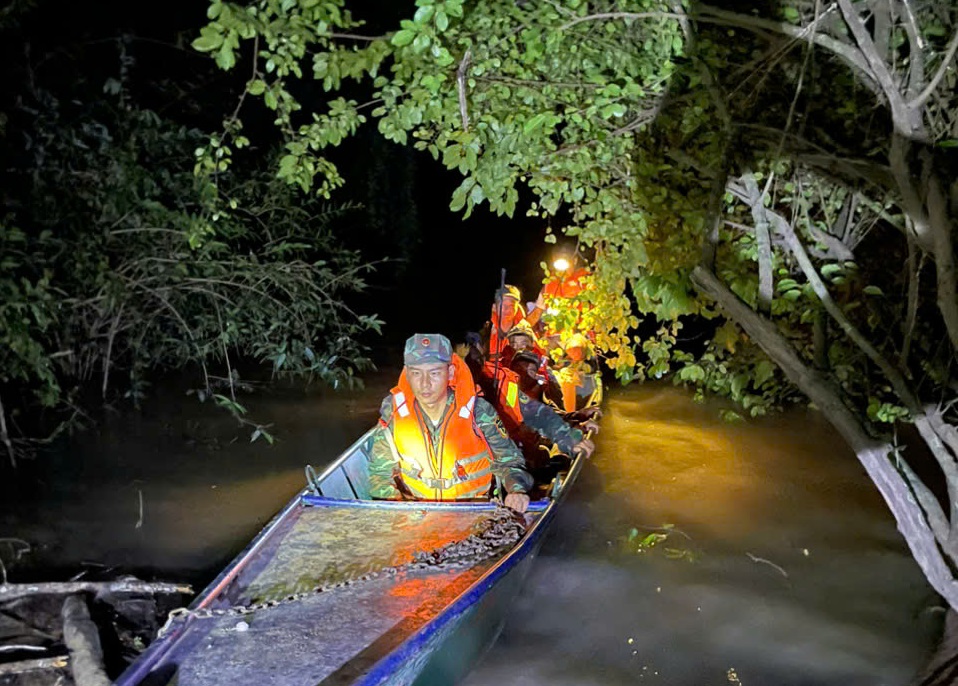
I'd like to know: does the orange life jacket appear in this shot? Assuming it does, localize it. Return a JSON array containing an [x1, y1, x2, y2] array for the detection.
[[489, 305, 527, 359], [542, 267, 590, 299], [480, 361, 523, 435], [383, 355, 495, 500]]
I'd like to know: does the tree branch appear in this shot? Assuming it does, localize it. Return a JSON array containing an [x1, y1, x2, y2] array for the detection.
[[898, 0, 926, 101], [909, 27, 958, 110], [900, 226, 923, 368], [559, 12, 681, 32], [927, 177, 958, 357], [742, 172, 775, 313], [0, 579, 192, 602], [0, 392, 15, 469], [456, 48, 472, 132], [0, 656, 69, 677], [836, 0, 917, 133], [695, 5, 878, 94]]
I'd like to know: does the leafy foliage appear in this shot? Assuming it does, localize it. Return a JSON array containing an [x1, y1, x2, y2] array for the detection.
[[0, 42, 381, 457]]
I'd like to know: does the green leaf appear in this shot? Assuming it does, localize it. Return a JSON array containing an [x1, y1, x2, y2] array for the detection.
[[753, 360, 775, 387], [215, 43, 236, 70], [469, 183, 485, 205], [863, 285, 883, 296], [600, 103, 627, 118], [192, 27, 224, 52], [392, 29, 415, 47], [777, 278, 799, 292], [820, 263, 842, 278], [412, 33, 431, 53]]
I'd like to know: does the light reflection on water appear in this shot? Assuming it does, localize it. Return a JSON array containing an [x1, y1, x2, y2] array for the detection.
[[464, 383, 938, 686]]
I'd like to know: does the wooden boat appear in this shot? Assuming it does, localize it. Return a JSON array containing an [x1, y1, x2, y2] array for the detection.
[[115, 421, 590, 686]]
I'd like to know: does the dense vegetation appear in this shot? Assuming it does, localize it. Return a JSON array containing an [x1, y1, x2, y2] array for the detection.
[[0, 5, 383, 464], [194, 0, 958, 608]]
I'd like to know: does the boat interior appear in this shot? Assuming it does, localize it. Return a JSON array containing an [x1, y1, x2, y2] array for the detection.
[[128, 431, 568, 686]]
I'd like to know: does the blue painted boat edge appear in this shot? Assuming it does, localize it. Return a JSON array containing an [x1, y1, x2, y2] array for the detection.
[[300, 494, 551, 512], [114, 429, 376, 686], [356, 450, 586, 686]]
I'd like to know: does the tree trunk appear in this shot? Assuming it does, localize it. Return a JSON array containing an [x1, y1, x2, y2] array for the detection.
[[691, 264, 958, 610]]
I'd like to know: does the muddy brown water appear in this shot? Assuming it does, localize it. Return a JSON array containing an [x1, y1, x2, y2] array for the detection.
[[0, 377, 941, 685]]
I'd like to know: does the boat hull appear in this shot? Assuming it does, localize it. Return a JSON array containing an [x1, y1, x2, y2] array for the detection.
[[116, 424, 586, 686]]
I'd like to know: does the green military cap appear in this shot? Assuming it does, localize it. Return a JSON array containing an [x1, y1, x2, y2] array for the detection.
[[404, 333, 452, 366]]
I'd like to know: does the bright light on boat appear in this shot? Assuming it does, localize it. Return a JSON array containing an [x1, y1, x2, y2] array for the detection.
[[553, 258, 570, 272]]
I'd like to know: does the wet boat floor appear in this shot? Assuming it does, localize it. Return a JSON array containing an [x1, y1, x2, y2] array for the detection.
[[143, 505, 537, 686]]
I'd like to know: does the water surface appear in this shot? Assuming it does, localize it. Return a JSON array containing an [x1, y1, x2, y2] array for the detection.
[[0, 379, 939, 685], [465, 383, 938, 686]]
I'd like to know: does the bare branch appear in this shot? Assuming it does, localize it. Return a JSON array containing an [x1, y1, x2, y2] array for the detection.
[[696, 5, 878, 94], [836, 0, 917, 133], [0, 393, 14, 468], [559, 12, 681, 32], [0, 656, 69, 677], [897, 448, 950, 542], [927, 178, 958, 357], [0, 579, 192, 602], [898, 0, 926, 100], [900, 226, 923, 368], [456, 48, 472, 132], [909, 28, 958, 110], [742, 172, 775, 313]]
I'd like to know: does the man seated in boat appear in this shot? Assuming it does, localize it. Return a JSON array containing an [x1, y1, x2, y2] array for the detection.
[[483, 285, 530, 362], [461, 338, 596, 469], [509, 350, 602, 427], [365, 333, 533, 513]]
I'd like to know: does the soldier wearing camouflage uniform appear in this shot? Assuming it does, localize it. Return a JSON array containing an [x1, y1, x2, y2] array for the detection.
[[366, 334, 533, 513]]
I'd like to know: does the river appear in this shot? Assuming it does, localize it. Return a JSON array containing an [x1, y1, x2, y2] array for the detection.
[[0, 375, 940, 685]]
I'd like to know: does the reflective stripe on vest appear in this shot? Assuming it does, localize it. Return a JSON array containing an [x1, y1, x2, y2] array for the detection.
[[505, 381, 518, 408]]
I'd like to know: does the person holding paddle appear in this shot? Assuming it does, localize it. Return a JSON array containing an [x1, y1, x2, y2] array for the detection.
[[366, 333, 533, 513]]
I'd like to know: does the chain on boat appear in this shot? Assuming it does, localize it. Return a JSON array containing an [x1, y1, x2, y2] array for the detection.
[[157, 505, 527, 637]]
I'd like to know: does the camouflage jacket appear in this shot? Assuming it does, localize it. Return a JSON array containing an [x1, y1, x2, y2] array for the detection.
[[517, 390, 584, 454], [365, 390, 533, 500]]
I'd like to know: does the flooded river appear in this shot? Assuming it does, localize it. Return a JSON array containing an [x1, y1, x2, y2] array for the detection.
[[0, 377, 940, 685]]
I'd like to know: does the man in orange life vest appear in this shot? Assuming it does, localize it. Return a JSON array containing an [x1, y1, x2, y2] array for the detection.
[[486, 285, 529, 362], [366, 334, 533, 513]]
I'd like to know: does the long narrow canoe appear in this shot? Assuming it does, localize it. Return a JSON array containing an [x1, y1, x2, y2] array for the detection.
[[116, 424, 588, 686]]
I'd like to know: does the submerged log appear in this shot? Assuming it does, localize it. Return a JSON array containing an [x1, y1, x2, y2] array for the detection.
[[0, 579, 192, 602], [0, 655, 69, 676], [61, 595, 110, 686]]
